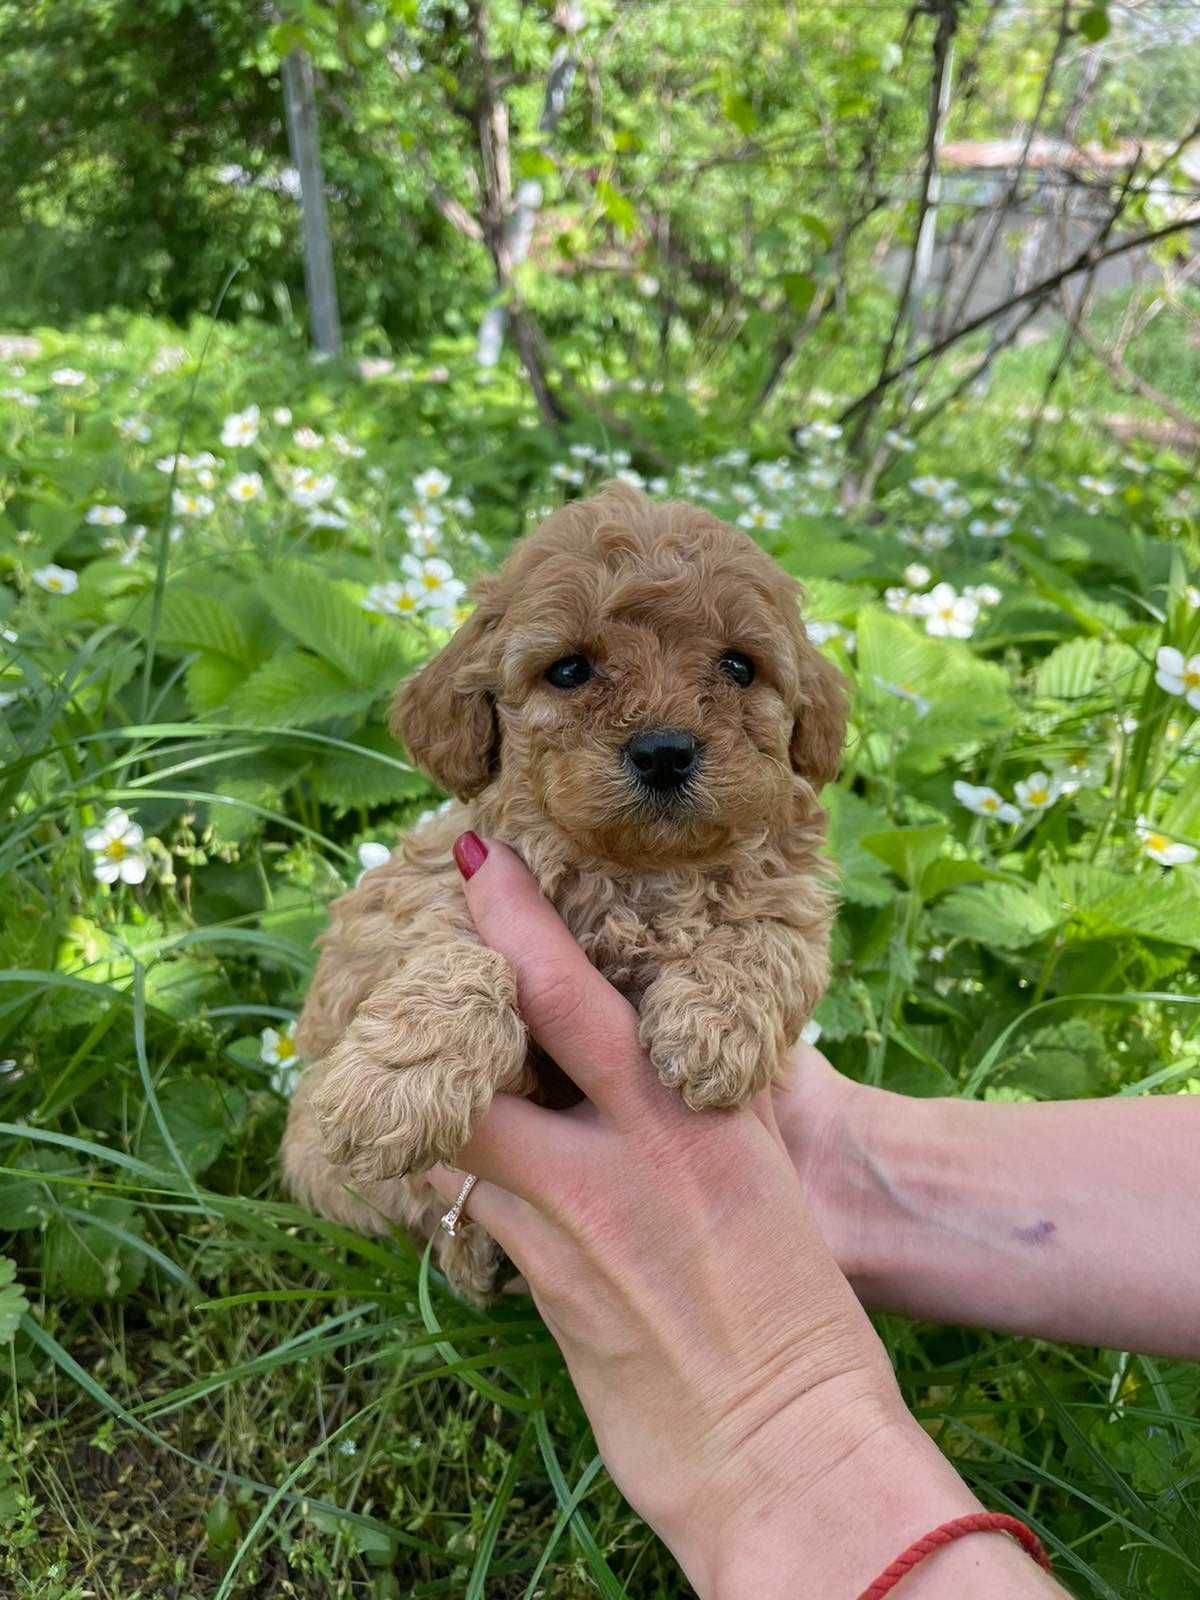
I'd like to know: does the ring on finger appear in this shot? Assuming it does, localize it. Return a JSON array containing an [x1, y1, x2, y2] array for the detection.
[[439, 1172, 478, 1237]]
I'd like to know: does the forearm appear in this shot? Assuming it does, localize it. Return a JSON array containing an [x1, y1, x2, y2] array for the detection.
[[680, 1400, 1064, 1599], [820, 1086, 1200, 1357]]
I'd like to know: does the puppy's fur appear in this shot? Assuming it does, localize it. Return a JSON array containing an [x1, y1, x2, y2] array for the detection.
[[283, 484, 847, 1296]]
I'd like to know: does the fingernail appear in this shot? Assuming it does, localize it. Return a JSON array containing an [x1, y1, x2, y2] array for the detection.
[[452, 830, 488, 880]]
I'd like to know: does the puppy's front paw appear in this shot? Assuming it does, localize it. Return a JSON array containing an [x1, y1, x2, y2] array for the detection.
[[638, 969, 781, 1111], [311, 949, 530, 1182]]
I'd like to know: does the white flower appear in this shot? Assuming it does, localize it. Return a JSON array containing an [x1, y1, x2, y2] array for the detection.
[[33, 564, 79, 595], [227, 471, 264, 504], [116, 416, 152, 442], [910, 474, 955, 500], [260, 1024, 302, 1095], [288, 468, 336, 508], [1014, 772, 1060, 810], [50, 368, 87, 387], [172, 489, 214, 517], [1186, 584, 1199, 611], [86, 505, 127, 526], [414, 468, 451, 501], [84, 808, 149, 884], [356, 840, 392, 883], [953, 780, 1020, 824], [1120, 454, 1149, 476], [799, 1018, 823, 1045], [884, 586, 922, 616], [550, 462, 584, 485], [737, 506, 781, 531], [292, 426, 323, 450], [993, 497, 1020, 515], [1155, 646, 1200, 710], [1, 388, 39, 408], [714, 449, 748, 468], [221, 405, 260, 448], [964, 583, 1002, 608], [615, 468, 645, 489], [331, 433, 364, 458], [636, 274, 660, 297], [883, 430, 915, 453], [400, 555, 466, 610], [873, 677, 930, 717], [805, 464, 839, 491], [1137, 819, 1198, 867], [358, 357, 395, 380], [361, 580, 424, 617], [569, 443, 597, 461], [1080, 475, 1116, 497], [272, 406, 293, 426], [1053, 750, 1105, 791], [0, 690, 20, 710], [941, 496, 971, 519], [795, 420, 842, 446], [806, 620, 844, 647], [401, 501, 445, 533], [903, 563, 931, 588], [922, 582, 979, 640], [754, 462, 794, 493]]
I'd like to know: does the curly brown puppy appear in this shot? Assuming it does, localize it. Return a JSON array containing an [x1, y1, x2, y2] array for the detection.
[[282, 482, 847, 1296]]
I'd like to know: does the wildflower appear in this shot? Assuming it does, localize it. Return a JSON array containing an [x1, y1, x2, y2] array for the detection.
[[550, 463, 584, 485], [615, 468, 645, 490], [1137, 819, 1198, 867], [227, 471, 264, 504], [149, 347, 187, 375], [86, 505, 127, 527], [337, 1439, 358, 1457], [84, 808, 149, 884], [968, 518, 1011, 539], [941, 496, 971, 518], [1, 388, 39, 408], [172, 489, 214, 517], [993, 497, 1020, 515], [805, 465, 839, 491], [292, 426, 324, 450], [953, 781, 1020, 824], [50, 368, 87, 387], [331, 433, 365, 458], [33, 564, 79, 595], [116, 416, 152, 443], [800, 1018, 823, 1046], [1187, 584, 1199, 610], [260, 1024, 301, 1096], [272, 406, 293, 426], [910, 474, 955, 500], [636, 274, 659, 297], [221, 405, 261, 448], [737, 506, 781, 532], [1155, 646, 1200, 710], [362, 580, 423, 617], [730, 484, 756, 506], [714, 449, 749, 468], [885, 587, 925, 616], [401, 555, 466, 611], [648, 476, 669, 495], [357, 840, 391, 884], [1080, 475, 1116, 497], [1014, 772, 1059, 810], [1053, 750, 1105, 791], [796, 420, 843, 446], [873, 677, 930, 717], [903, 563, 931, 588], [883, 430, 915, 452], [753, 462, 794, 493], [358, 357, 395, 380], [964, 583, 1002, 608], [921, 583, 979, 640], [413, 468, 451, 501], [288, 468, 336, 508]]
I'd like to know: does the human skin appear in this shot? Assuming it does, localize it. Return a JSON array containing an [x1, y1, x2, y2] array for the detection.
[[427, 838, 1066, 1599], [776, 1046, 1200, 1361]]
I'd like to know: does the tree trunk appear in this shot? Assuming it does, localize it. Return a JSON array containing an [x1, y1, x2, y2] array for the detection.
[[281, 48, 342, 358]]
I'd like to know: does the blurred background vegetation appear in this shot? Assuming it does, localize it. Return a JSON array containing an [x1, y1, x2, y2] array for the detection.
[[2, 2, 1200, 1597]]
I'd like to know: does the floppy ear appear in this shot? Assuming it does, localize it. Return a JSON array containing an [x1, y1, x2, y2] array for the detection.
[[390, 592, 501, 800], [789, 646, 848, 792]]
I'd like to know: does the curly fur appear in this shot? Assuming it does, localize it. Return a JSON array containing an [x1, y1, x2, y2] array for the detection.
[[282, 483, 847, 1297]]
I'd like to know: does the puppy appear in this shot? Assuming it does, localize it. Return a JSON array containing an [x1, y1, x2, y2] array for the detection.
[[282, 483, 847, 1296]]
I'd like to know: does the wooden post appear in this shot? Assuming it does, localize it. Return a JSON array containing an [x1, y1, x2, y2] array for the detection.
[[281, 48, 342, 357]]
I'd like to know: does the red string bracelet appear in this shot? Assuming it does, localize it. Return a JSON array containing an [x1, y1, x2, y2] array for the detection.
[[857, 1513, 1053, 1598]]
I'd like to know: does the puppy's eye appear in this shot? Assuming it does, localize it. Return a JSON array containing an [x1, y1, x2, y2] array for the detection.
[[545, 654, 593, 690], [718, 650, 755, 688]]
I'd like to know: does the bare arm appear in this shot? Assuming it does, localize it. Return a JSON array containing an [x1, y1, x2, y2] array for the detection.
[[781, 1048, 1200, 1360]]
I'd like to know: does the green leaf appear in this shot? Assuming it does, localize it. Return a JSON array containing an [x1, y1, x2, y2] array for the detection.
[[859, 824, 947, 891], [309, 724, 434, 811], [42, 1198, 147, 1304], [596, 180, 636, 235], [1003, 1018, 1112, 1099], [780, 271, 816, 315], [144, 585, 263, 664], [225, 651, 375, 728], [1051, 863, 1200, 949], [720, 89, 757, 134], [826, 790, 893, 907], [1078, 5, 1110, 41], [137, 1078, 247, 1178], [934, 881, 1062, 950], [1034, 637, 1102, 700], [262, 566, 418, 688], [0, 1258, 28, 1345], [185, 653, 249, 717]]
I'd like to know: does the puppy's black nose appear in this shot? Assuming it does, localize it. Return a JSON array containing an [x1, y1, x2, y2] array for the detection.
[[624, 728, 700, 792]]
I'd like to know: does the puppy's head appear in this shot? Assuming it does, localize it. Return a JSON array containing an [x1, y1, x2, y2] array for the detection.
[[393, 484, 846, 869]]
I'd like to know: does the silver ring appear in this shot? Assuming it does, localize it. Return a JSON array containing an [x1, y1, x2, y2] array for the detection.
[[440, 1173, 478, 1237]]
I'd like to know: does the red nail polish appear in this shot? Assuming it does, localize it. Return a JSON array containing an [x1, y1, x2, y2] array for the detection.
[[452, 830, 488, 880]]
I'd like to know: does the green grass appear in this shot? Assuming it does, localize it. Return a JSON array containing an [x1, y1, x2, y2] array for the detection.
[[2, 311, 1200, 1597]]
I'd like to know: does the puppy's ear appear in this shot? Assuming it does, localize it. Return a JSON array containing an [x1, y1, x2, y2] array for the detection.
[[390, 591, 501, 799], [789, 646, 848, 792]]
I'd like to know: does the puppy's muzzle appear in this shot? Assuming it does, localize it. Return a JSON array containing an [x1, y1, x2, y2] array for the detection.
[[623, 728, 702, 795]]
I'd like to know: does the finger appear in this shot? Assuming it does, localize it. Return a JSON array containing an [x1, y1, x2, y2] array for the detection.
[[452, 836, 653, 1117], [443, 1092, 590, 1204], [427, 1163, 553, 1273]]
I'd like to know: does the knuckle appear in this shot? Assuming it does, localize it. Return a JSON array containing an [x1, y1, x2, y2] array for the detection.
[[516, 956, 588, 1039]]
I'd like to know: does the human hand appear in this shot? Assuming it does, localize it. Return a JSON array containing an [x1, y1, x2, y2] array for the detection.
[[427, 838, 1058, 1597]]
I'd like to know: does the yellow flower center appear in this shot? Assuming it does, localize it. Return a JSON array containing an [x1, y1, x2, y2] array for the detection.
[[396, 594, 417, 611], [981, 796, 999, 812], [47, 578, 62, 591], [421, 573, 441, 589], [1145, 833, 1168, 853], [1029, 787, 1049, 805], [105, 839, 128, 860], [1183, 668, 1200, 690], [275, 1034, 296, 1061]]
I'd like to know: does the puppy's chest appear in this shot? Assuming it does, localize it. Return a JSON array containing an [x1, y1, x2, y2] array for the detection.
[[553, 880, 714, 1003]]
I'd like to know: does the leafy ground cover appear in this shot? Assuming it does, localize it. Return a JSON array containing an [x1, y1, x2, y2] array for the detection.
[[2, 312, 1200, 1598]]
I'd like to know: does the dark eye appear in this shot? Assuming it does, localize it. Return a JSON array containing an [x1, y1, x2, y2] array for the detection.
[[545, 654, 593, 689], [718, 650, 755, 687]]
